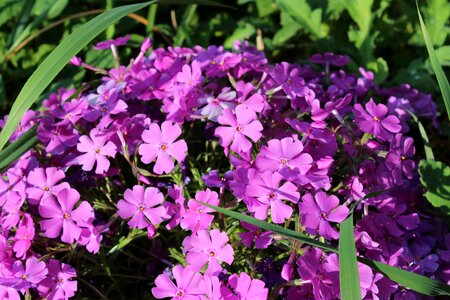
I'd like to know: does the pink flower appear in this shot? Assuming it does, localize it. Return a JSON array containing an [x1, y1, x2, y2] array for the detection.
[[26, 167, 69, 205], [39, 188, 94, 244], [152, 265, 204, 299], [76, 128, 117, 174], [299, 191, 349, 240], [37, 259, 77, 300], [139, 121, 188, 174], [183, 229, 234, 275], [214, 105, 263, 154], [165, 185, 186, 230], [94, 35, 130, 50], [227, 272, 268, 300], [245, 171, 300, 224], [0, 257, 48, 293], [13, 214, 35, 259], [238, 222, 273, 249], [117, 185, 168, 229], [180, 189, 219, 233]]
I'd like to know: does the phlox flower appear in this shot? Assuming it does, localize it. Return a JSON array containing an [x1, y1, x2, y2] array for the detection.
[[353, 99, 401, 141], [165, 185, 186, 230], [245, 171, 300, 224], [177, 60, 203, 90], [26, 167, 69, 205], [139, 121, 188, 174], [183, 229, 234, 275], [197, 88, 236, 121], [94, 35, 130, 50], [39, 188, 94, 244], [38, 259, 77, 300], [255, 137, 313, 178], [152, 265, 204, 299], [13, 214, 35, 259], [385, 134, 415, 185], [180, 188, 219, 233], [227, 272, 268, 300], [238, 222, 273, 249], [76, 128, 117, 174], [117, 185, 168, 230], [299, 191, 349, 240], [214, 105, 263, 154], [0, 257, 48, 293]]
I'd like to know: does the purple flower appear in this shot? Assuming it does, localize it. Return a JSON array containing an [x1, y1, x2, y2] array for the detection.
[[385, 134, 415, 184], [255, 137, 313, 178], [246, 171, 300, 223], [139, 121, 188, 174], [26, 167, 69, 205], [310, 52, 350, 67], [117, 185, 168, 229], [94, 35, 130, 50], [177, 60, 203, 89], [353, 99, 401, 141], [76, 128, 117, 174], [238, 222, 273, 249], [151, 265, 204, 299], [39, 188, 94, 244], [184, 229, 234, 275], [299, 191, 349, 240], [197, 88, 236, 121], [0, 257, 48, 293], [13, 214, 35, 259], [214, 105, 263, 154], [227, 272, 268, 300], [165, 185, 186, 230], [37, 259, 77, 300], [180, 188, 219, 233]]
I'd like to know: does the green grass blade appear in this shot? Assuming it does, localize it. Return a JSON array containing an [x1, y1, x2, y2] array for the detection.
[[200, 202, 338, 253], [205, 203, 450, 296], [0, 125, 38, 172], [0, 1, 158, 152], [358, 257, 450, 296], [407, 109, 435, 161], [417, 1, 450, 121], [339, 214, 362, 300]]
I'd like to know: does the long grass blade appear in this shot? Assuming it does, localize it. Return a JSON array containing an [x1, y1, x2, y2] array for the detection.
[[417, 1, 450, 121], [0, 125, 38, 172]]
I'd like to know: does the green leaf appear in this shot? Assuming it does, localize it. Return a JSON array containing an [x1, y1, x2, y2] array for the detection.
[[407, 110, 434, 161], [367, 57, 389, 84], [32, 0, 68, 19], [255, 0, 277, 17], [204, 203, 450, 296], [338, 214, 361, 300], [0, 1, 158, 152], [275, 0, 328, 39], [224, 22, 255, 48], [273, 12, 301, 46], [417, 1, 450, 121], [0, 125, 38, 172], [358, 257, 450, 296], [419, 160, 450, 216], [433, 46, 450, 67]]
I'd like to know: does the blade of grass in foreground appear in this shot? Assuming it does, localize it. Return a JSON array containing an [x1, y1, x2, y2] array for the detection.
[[203, 203, 450, 296], [0, 125, 38, 172], [339, 213, 361, 300], [417, 1, 450, 121], [0, 1, 158, 152]]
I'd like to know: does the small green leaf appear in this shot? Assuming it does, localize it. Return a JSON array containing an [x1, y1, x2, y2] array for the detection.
[[339, 214, 361, 300], [367, 57, 388, 84], [224, 22, 255, 48], [407, 110, 435, 161], [0, 125, 38, 172], [417, 1, 450, 121], [419, 160, 450, 216]]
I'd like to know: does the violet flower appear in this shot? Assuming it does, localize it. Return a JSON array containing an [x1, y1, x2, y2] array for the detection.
[[152, 265, 204, 299]]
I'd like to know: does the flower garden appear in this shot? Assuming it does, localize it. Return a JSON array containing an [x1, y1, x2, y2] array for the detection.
[[0, 1, 449, 299]]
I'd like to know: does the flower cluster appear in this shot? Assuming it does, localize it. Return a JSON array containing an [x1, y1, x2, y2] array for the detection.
[[0, 35, 447, 299]]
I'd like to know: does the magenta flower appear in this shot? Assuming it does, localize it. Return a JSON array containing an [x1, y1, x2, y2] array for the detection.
[[299, 191, 349, 240], [94, 35, 130, 50], [228, 272, 268, 300], [177, 60, 203, 89], [152, 265, 204, 299], [353, 99, 401, 141], [76, 128, 117, 174], [214, 105, 263, 154], [385, 134, 415, 184], [39, 188, 94, 244], [26, 167, 69, 205], [180, 188, 219, 233], [238, 222, 273, 249], [255, 137, 313, 177], [246, 171, 300, 223], [197, 88, 236, 121], [183, 229, 234, 275], [165, 185, 186, 230], [117, 185, 168, 229], [0, 257, 48, 293], [37, 259, 77, 300], [139, 121, 188, 174], [13, 214, 35, 259]]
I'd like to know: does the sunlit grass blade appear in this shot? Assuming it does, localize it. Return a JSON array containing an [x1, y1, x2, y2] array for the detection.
[[417, 1, 450, 121], [339, 213, 361, 300], [204, 203, 450, 296], [0, 125, 38, 172], [0, 1, 159, 152], [358, 257, 450, 296]]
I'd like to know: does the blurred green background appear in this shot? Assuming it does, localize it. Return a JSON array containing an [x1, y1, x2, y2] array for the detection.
[[0, 0, 448, 115]]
